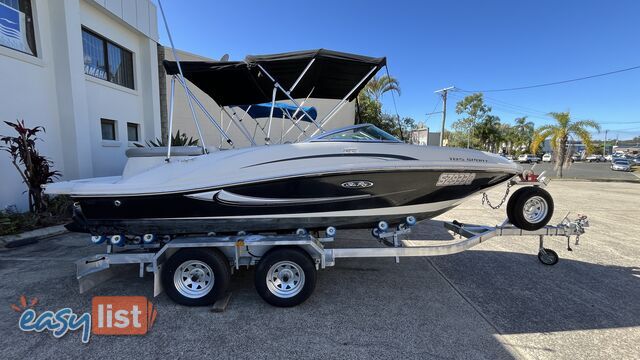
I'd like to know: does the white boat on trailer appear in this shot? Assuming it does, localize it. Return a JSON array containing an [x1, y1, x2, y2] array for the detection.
[[76, 172, 589, 307], [56, 1, 588, 308]]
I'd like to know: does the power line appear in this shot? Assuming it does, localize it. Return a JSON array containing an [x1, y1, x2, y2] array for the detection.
[[455, 89, 551, 116], [599, 121, 640, 124], [446, 92, 552, 122], [460, 64, 640, 92]]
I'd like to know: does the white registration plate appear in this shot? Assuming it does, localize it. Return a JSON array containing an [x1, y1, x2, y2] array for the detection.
[[436, 173, 476, 186]]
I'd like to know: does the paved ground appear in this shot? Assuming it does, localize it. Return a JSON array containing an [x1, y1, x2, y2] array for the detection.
[[521, 161, 640, 182], [0, 181, 639, 359]]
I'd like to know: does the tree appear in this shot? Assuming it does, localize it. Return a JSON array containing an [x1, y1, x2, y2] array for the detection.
[[355, 93, 382, 125], [453, 93, 491, 148], [474, 115, 502, 152], [364, 75, 400, 102], [356, 74, 405, 139], [513, 116, 535, 152], [531, 112, 600, 178], [499, 123, 516, 154], [1, 120, 61, 213]]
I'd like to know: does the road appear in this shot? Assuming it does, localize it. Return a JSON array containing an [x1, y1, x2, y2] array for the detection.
[[0, 181, 639, 359], [521, 161, 639, 182]]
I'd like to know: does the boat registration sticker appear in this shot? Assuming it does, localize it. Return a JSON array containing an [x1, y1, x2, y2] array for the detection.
[[436, 173, 476, 186]]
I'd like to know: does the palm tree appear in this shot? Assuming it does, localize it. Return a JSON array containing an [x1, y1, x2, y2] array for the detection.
[[513, 116, 534, 151], [364, 75, 400, 103], [531, 112, 600, 178]]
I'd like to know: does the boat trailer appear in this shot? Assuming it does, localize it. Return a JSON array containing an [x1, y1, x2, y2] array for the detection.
[[76, 213, 589, 307]]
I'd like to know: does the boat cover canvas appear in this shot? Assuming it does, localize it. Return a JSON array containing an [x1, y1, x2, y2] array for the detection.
[[163, 49, 386, 106], [235, 103, 317, 122]]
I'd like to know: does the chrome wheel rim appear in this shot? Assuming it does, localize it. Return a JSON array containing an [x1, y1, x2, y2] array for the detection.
[[523, 196, 548, 223], [174, 260, 214, 298], [266, 261, 305, 298]]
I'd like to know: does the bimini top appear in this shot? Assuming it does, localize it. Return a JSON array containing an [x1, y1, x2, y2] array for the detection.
[[235, 103, 318, 121], [163, 49, 386, 106]]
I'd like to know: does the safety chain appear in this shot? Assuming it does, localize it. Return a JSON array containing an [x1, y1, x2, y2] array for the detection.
[[481, 181, 513, 210]]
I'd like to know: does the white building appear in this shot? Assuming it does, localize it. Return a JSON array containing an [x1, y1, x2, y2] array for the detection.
[[162, 48, 356, 148], [0, 0, 161, 210]]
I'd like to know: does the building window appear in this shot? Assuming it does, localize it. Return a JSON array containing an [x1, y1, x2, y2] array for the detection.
[[127, 122, 139, 142], [0, 0, 37, 56], [101, 119, 116, 141], [82, 28, 134, 89]]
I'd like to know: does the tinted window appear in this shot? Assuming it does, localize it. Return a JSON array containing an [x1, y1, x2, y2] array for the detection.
[[101, 119, 116, 141], [82, 28, 134, 89]]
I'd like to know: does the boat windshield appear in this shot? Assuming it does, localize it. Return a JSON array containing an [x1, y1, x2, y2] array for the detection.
[[309, 124, 400, 143]]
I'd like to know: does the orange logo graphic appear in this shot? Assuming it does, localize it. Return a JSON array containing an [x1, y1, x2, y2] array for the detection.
[[92, 296, 157, 335]]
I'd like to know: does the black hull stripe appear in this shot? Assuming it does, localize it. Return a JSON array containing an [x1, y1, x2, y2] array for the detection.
[[243, 153, 418, 168]]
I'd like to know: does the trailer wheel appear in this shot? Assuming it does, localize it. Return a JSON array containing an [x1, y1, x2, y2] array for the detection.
[[162, 248, 230, 306], [255, 247, 316, 307], [538, 248, 559, 265], [506, 187, 554, 230]]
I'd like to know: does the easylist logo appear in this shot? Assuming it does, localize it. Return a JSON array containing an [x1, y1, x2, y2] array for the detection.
[[92, 296, 157, 336], [16, 295, 157, 343]]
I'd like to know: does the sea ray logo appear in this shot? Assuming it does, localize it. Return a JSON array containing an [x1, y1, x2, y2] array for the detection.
[[341, 180, 374, 189]]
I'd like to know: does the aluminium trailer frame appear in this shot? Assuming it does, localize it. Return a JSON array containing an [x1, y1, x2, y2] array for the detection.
[[76, 214, 589, 299]]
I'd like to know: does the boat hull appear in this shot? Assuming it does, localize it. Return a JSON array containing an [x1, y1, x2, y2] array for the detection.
[[69, 169, 514, 235]]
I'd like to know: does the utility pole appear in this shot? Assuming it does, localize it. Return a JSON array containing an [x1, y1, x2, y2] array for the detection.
[[434, 86, 454, 146], [603, 130, 608, 157]]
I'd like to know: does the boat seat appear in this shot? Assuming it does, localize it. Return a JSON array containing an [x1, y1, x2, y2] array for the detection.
[[125, 146, 217, 158]]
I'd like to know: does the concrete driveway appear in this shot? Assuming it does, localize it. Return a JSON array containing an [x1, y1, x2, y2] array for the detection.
[[0, 181, 638, 359]]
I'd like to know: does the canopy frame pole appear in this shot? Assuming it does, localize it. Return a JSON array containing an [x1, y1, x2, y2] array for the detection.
[[180, 83, 250, 146], [277, 107, 308, 143], [218, 108, 223, 147], [177, 77, 208, 153], [280, 114, 285, 143], [229, 106, 268, 143], [309, 65, 378, 138], [255, 64, 325, 133], [166, 76, 176, 161], [290, 58, 315, 92], [182, 84, 234, 147], [267, 88, 277, 143], [157, 0, 207, 155], [280, 88, 315, 141], [220, 106, 257, 146]]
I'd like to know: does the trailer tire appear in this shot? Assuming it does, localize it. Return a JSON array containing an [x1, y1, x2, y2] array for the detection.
[[255, 247, 316, 307], [162, 248, 230, 306], [507, 187, 554, 231]]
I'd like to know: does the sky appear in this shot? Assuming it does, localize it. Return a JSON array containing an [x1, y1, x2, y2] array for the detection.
[[156, 0, 640, 141]]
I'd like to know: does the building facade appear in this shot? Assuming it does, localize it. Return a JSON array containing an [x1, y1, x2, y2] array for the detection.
[[0, 0, 161, 210], [161, 48, 357, 149]]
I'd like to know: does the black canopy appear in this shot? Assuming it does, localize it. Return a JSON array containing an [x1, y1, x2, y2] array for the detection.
[[163, 49, 386, 106]]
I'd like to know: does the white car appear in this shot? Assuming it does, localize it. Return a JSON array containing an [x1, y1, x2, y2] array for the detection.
[[586, 154, 605, 162], [517, 154, 540, 163], [611, 159, 632, 172], [542, 153, 552, 162]]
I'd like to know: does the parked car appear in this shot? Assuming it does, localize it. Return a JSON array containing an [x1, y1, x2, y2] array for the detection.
[[611, 159, 632, 172], [505, 154, 515, 161], [542, 153, 552, 162], [586, 154, 605, 162], [632, 157, 640, 166], [517, 154, 540, 163]]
